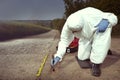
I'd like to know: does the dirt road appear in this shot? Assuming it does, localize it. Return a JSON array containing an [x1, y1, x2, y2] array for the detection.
[[0, 30, 120, 80]]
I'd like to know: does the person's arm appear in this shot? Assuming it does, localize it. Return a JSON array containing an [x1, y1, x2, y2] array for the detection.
[[103, 13, 118, 27], [54, 21, 74, 60]]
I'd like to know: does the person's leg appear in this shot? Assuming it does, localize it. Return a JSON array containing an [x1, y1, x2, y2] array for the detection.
[[76, 38, 92, 68], [78, 38, 92, 60], [91, 28, 112, 64], [90, 27, 112, 76]]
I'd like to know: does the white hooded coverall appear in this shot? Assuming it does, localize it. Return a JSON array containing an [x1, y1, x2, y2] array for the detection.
[[54, 7, 118, 64]]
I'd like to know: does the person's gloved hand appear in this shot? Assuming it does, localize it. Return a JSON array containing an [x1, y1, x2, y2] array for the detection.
[[51, 56, 60, 66], [97, 19, 109, 33]]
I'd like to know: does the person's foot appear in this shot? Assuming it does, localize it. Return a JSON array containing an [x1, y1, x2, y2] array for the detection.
[[108, 49, 112, 55], [75, 56, 91, 68], [91, 63, 101, 77]]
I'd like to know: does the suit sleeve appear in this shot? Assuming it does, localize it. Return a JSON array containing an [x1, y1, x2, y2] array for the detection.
[[103, 13, 118, 27], [54, 21, 74, 60]]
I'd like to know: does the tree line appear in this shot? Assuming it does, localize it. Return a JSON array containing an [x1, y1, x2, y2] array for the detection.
[[52, 0, 120, 35]]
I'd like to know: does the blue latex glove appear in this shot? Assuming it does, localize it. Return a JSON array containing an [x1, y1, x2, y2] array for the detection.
[[51, 56, 60, 66], [97, 19, 109, 33]]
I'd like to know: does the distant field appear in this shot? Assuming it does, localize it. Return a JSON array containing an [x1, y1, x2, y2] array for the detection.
[[0, 21, 51, 41]]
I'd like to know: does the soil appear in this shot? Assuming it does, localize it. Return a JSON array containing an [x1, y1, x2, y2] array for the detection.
[[0, 30, 120, 80]]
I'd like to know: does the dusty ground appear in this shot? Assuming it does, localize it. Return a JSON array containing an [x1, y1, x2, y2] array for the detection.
[[0, 30, 120, 80]]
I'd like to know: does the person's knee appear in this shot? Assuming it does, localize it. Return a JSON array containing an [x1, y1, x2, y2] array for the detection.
[[77, 52, 90, 60]]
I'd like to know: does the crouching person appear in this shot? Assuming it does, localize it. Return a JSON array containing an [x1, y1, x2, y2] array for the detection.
[[50, 7, 118, 77]]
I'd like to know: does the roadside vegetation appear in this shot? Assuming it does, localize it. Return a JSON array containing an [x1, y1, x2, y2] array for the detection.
[[52, 0, 120, 36]]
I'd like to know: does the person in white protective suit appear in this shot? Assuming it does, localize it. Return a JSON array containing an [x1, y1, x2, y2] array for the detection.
[[50, 7, 118, 77]]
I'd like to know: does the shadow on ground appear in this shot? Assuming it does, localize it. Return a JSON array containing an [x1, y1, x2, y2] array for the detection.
[[102, 50, 120, 68]]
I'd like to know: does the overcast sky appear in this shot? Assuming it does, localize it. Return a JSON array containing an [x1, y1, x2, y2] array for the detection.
[[0, 0, 65, 20]]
